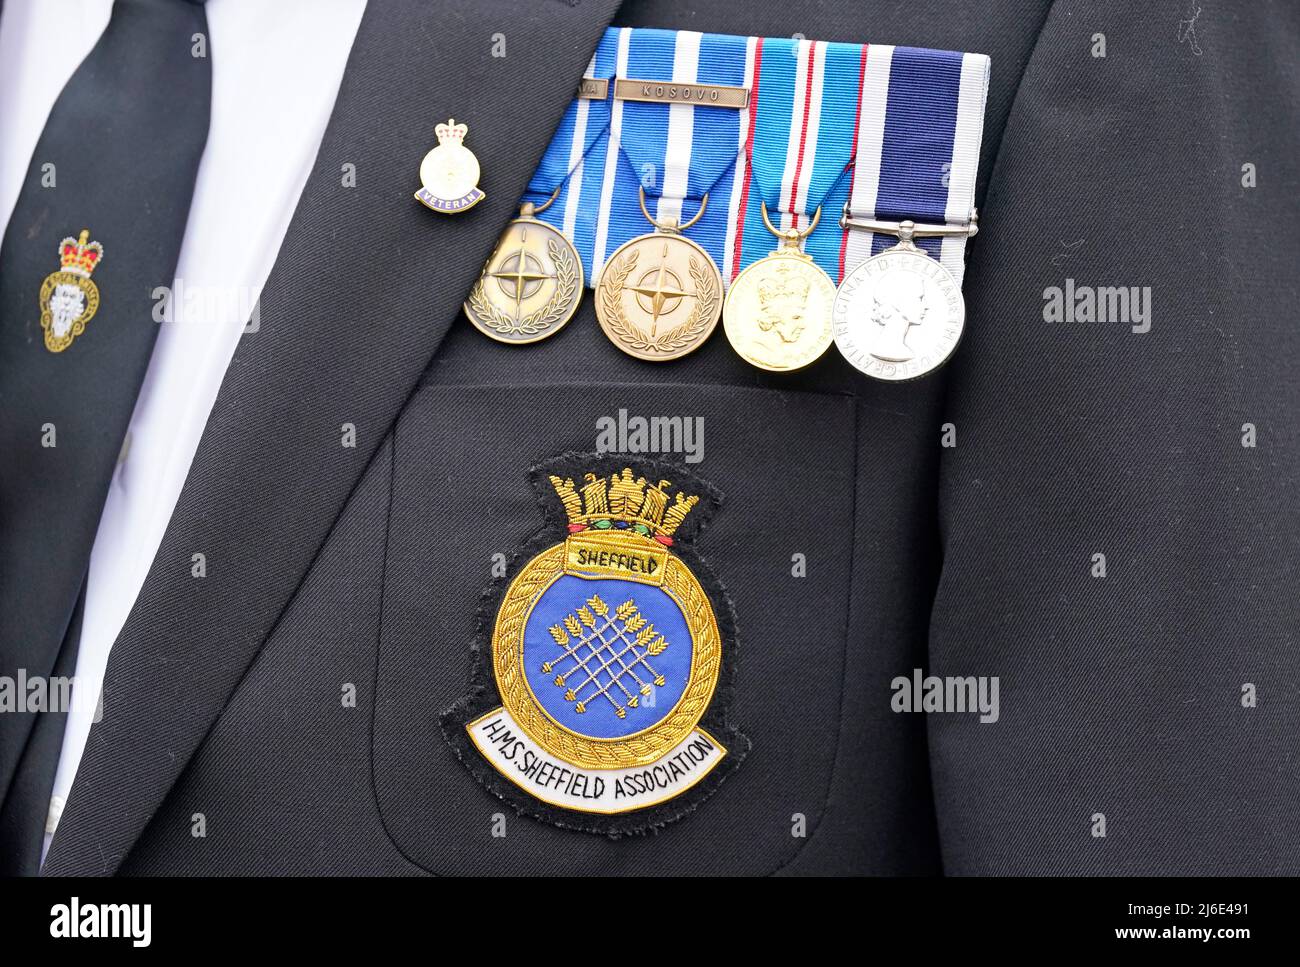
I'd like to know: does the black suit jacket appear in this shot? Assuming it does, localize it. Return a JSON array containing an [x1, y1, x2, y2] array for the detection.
[[34, 0, 1299, 875]]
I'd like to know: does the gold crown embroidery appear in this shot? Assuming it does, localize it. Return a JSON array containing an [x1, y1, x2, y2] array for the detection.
[[59, 230, 104, 277], [548, 468, 699, 542]]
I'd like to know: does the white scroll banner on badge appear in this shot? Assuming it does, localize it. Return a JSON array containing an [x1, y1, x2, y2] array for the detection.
[[468, 709, 726, 813]]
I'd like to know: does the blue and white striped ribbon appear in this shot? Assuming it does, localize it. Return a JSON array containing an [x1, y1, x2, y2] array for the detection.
[[841, 44, 989, 287], [524, 28, 620, 274], [524, 27, 990, 292], [597, 29, 749, 282]]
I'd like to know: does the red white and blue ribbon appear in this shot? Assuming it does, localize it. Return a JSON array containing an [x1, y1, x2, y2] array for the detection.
[[523, 27, 990, 291], [728, 37, 861, 280]]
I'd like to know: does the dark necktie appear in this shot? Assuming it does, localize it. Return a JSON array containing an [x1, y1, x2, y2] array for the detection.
[[0, 0, 211, 874]]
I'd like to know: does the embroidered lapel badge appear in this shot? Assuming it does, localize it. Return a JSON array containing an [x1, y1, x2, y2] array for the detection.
[[414, 118, 485, 214], [40, 229, 103, 352], [444, 454, 747, 835]]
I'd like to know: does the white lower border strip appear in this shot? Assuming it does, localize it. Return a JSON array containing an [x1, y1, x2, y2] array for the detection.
[[467, 708, 727, 815]]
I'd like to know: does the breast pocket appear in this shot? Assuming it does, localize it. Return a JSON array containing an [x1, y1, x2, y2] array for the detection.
[[372, 380, 857, 874]]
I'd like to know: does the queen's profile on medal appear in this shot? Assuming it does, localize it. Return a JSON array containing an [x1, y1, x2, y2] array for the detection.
[[868, 270, 930, 363]]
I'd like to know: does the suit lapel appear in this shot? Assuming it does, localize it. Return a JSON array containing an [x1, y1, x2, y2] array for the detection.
[[42, 0, 624, 875]]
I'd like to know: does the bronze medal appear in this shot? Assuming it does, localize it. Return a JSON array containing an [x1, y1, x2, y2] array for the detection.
[[465, 195, 583, 344], [594, 189, 723, 362]]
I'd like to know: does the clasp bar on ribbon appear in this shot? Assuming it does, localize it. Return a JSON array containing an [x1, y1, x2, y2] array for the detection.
[[839, 206, 980, 251]]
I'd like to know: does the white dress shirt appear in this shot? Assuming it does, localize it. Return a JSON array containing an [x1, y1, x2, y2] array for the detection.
[[0, 0, 368, 863]]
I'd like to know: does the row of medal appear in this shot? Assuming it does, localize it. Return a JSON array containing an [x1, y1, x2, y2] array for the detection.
[[417, 119, 976, 382]]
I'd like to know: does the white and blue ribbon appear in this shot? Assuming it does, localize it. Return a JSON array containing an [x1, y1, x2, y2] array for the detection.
[[841, 45, 990, 287], [522, 28, 620, 273], [523, 28, 990, 291], [591, 28, 749, 281]]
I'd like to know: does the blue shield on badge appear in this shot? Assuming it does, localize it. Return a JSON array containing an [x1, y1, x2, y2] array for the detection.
[[523, 575, 694, 740]]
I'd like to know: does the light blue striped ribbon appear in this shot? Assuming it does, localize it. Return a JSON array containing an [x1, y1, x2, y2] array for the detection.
[[524, 27, 990, 291]]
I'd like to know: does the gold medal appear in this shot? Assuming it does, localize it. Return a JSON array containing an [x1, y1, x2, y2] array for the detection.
[[414, 118, 484, 214], [464, 190, 583, 344], [594, 189, 723, 362], [723, 204, 834, 372]]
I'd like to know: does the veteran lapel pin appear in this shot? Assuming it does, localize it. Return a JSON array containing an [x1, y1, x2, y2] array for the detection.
[[40, 229, 104, 353], [414, 118, 484, 214], [443, 454, 747, 834]]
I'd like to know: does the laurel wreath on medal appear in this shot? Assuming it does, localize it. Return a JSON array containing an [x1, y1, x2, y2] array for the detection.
[[493, 545, 721, 770], [468, 237, 578, 337], [600, 249, 720, 355]]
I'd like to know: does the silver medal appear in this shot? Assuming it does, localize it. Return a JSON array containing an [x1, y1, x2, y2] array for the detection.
[[832, 215, 977, 382]]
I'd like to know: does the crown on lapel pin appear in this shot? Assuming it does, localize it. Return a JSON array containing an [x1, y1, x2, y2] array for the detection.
[[434, 118, 468, 145], [415, 117, 484, 214]]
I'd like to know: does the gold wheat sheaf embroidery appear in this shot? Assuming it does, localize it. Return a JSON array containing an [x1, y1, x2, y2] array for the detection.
[[494, 547, 720, 769], [545, 595, 669, 718], [600, 249, 719, 355]]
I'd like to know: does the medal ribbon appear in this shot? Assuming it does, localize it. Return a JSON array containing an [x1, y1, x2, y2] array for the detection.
[[592, 28, 749, 282], [728, 37, 862, 283], [839, 45, 990, 287], [521, 28, 620, 278], [525, 28, 990, 290]]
